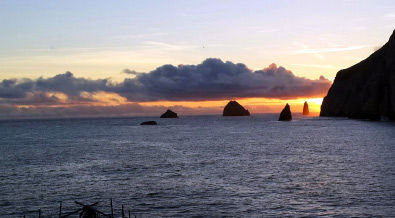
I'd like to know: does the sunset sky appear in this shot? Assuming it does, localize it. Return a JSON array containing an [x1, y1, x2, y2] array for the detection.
[[0, 0, 394, 118]]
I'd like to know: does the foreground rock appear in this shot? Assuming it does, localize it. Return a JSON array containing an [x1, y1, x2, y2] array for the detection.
[[321, 30, 395, 120], [303, 101, 309, 115], [222, 101, 250, 116], [279, 104, 292, 121], [160, 109, 178, 118], [140, 121, 157, 125]]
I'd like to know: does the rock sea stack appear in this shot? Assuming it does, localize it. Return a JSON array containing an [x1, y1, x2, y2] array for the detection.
[[222, 101, 250, 116], [303, 101, 309, 115], [140, 121, 157, 125], [279, 104, 292, 121], [321, 30, 395, 120], [160, 109, 178, 118]]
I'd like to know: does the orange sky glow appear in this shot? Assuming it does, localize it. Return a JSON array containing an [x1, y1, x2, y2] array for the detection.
[[141, 97, 323, 114], [13, 91, 323, 116]]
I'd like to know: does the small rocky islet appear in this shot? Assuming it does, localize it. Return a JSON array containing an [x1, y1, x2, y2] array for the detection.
[[140, 121, 157, 125], [222, 101, 250, 116], [160, 109, 178, 118]]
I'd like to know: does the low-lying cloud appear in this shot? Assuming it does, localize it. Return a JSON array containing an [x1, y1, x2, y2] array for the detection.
[[1, 58, 331, 102], [0, 58, 331, 118], [0, 103, 223, 119], [118, 58, 331, 101], [0, 71, 109, 99]]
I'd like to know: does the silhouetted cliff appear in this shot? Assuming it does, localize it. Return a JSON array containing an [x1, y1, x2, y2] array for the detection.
[[223, 101, 250, 116], [321, 30, 395, 120]]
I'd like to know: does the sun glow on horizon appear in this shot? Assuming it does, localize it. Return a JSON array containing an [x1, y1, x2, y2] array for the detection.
[[141, 97, 324, 114], [9, 88, 325, 116]]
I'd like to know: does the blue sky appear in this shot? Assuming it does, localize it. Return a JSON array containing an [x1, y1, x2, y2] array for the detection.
[[1, 0, 394, 81]]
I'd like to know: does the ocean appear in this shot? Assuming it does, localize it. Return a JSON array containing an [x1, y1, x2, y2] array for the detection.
[[1, 114, 395, 217]]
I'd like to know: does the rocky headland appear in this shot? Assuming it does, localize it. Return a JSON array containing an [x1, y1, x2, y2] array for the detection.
[[222, 101, 250, 116], [320, 30, 395, 120]]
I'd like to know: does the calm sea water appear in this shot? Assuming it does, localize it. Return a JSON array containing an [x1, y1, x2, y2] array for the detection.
[[1, 114, 395, 217]]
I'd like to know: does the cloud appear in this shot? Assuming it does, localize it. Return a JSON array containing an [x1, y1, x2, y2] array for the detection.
[[141, 41, 196, 51], [0, 92, 62, 106], [117, 58, 332, 101], [1, 56, 335, 118], [0, 58, 331, 107], [115, 32, 168, 39], [291, 63, 340, 69], [121, 69, 141, 75], [35, 71, 110, 96], [294, 45, 373, 54], [0, 78, 34, 98], [0, 103, 223, 119], [0, 71, 110, 99]]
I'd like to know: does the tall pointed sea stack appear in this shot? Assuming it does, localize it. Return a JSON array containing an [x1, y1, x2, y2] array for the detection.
[[279, 104, 292, 121], [303, 101, 309, 115], [223, 101, 250, 116], [320, 30, 395, 120]]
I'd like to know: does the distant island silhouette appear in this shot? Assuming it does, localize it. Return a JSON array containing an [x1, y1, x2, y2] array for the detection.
[[321, 29, 395, 121], [141, 121, 157, 125], [160, 109, 178, 118], [222, 101, 250, 116]]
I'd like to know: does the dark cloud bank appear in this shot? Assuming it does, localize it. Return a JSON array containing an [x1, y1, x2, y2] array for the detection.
[[1, 58, 331, 101], [119, 58, 331, 101], [0, 58, 331, 118]]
